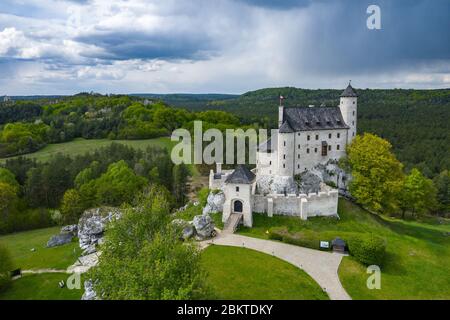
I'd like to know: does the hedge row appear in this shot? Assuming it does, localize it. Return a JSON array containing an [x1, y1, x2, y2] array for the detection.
[[268, 227, 387, 266], [268, 227, 331, 251]]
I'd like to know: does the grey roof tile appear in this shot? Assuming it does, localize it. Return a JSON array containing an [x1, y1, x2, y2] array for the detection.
[[225, 165, 255, 184], [279, 120, 294, 133], [283, 106, 349, 131], [340, 84, 358, 97]]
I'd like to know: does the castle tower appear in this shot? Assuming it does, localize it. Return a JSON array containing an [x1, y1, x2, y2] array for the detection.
[[277, 120, 295, 176], [339, 82, 358, 145], [278, 95, 285, 128]]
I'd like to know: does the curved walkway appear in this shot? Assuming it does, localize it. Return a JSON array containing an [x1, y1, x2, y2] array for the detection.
[[202, 233, 351, 300]]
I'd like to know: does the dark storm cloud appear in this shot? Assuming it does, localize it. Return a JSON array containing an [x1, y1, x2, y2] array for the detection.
[[290, 0, 450, 74], [75, 31, 216, 61]]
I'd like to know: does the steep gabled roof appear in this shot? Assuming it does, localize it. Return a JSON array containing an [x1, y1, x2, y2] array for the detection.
[[340, 83, 358, 97], [279, 120, 294, 133], [283, 106, 349, 131], [225, 165, 255, 184], [258, 137, 273, 153]]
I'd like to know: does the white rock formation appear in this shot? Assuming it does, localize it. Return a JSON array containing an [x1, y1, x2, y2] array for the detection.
[[78, 207, 121, 255], [202, 191, 225, 215], [256, 175, 298, 195]]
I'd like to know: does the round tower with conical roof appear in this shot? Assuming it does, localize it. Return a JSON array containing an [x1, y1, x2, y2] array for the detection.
[[339, 82, 358, 145]]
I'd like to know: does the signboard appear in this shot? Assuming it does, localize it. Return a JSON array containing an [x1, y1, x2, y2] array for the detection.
[[320, 241, 330, 249]]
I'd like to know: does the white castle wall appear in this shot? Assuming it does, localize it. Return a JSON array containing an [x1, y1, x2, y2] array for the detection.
[[252, 189, 338, 220]]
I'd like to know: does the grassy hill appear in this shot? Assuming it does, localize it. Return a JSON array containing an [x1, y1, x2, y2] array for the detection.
[[0, 137, 174, 164], [238, 199, 450, 300]]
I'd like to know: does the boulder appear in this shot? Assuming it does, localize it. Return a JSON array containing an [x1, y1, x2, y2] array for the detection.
[[256, 175, 298, 195], [182, 225, 195, 240], [172, 219, 196, 240], [202, 191, 225, 215], [310, 160, 352, 196], [61, 224, 78, 236], [46, 233, 73, 248], [78, 207, 121, 254], [192, 214, 215, 240], [81, 280, 97, 300]]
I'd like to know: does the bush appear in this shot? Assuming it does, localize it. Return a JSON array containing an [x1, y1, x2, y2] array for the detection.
[[348, 234, 387, 266], [0, 244, 13, 291], [268, 227, 288, 241]]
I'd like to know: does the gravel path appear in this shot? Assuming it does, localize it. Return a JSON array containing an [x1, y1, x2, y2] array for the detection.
[[203, 232, 351, 300]]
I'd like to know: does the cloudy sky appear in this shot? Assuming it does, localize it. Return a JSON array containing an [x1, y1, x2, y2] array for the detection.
[[0, 0, 449, 95]]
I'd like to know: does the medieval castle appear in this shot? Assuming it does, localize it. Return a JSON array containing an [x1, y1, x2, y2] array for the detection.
[[209, 83, 358, 228]]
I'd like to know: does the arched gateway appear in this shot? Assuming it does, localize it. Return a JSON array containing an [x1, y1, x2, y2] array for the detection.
[[233, 200, 243, 213]]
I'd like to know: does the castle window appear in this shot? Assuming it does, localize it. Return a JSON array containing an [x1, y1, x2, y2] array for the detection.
[[315, 134, 319, 140], [307, 148, 310, 154], [298, 144, 300, 149], [337, 144, 340, 150], [283, 141, 286, 146], [328, 133, 331, 139], [337, 133, 340, 138], [307, 135, 310, 141], [353, 101, 355, 104], [353, 132, 355, 136], [298, 164, 300, 169], [352, 121, 354, 125], [328, 145, 331, 151], [269, 161, 272, 165], [314, 148, 317, 153], [298, 154, 300, 159], [297, 133, 301, 136], [236, 186, 239, 192], [321, 144, 327, 156], [283, 164, 285, 168], [283, 154, 286, 159], [353, 111, 355, 116]]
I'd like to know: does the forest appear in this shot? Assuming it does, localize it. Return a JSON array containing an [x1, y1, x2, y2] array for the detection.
[[142, 88, 450, 178], [0, 94, 242, 158], [0, 88, 449, 235], [0, 143, 192, 234]]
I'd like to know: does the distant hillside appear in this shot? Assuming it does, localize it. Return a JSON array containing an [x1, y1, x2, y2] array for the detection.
[[151, 88, 450, 177], [131, 93, 238, 110]]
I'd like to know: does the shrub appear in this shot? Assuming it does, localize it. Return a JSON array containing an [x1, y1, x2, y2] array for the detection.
[[325, 180, 337, 188], [348, 234, 387, 266], [197, 187, 210, 207], [0, 244, 13, 291], [268, 227, 288, 241]]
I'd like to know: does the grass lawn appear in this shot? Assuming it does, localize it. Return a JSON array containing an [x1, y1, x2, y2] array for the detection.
[[0, 273, 83, 300], [201, 245, 328, 300], [0, 227, 81, 270], [0, 137, 175, 163], [237, 199, 450, 300]]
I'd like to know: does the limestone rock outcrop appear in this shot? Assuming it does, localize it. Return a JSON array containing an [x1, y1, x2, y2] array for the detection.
[[192, 214, 216, 240], [202, 191, 225, 215], [256, 175, 298, 195], [78, 207, 122, 255], [297, 171, 322, 194], [46, 233, 74, 248], [81, 280, 98, 300]]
